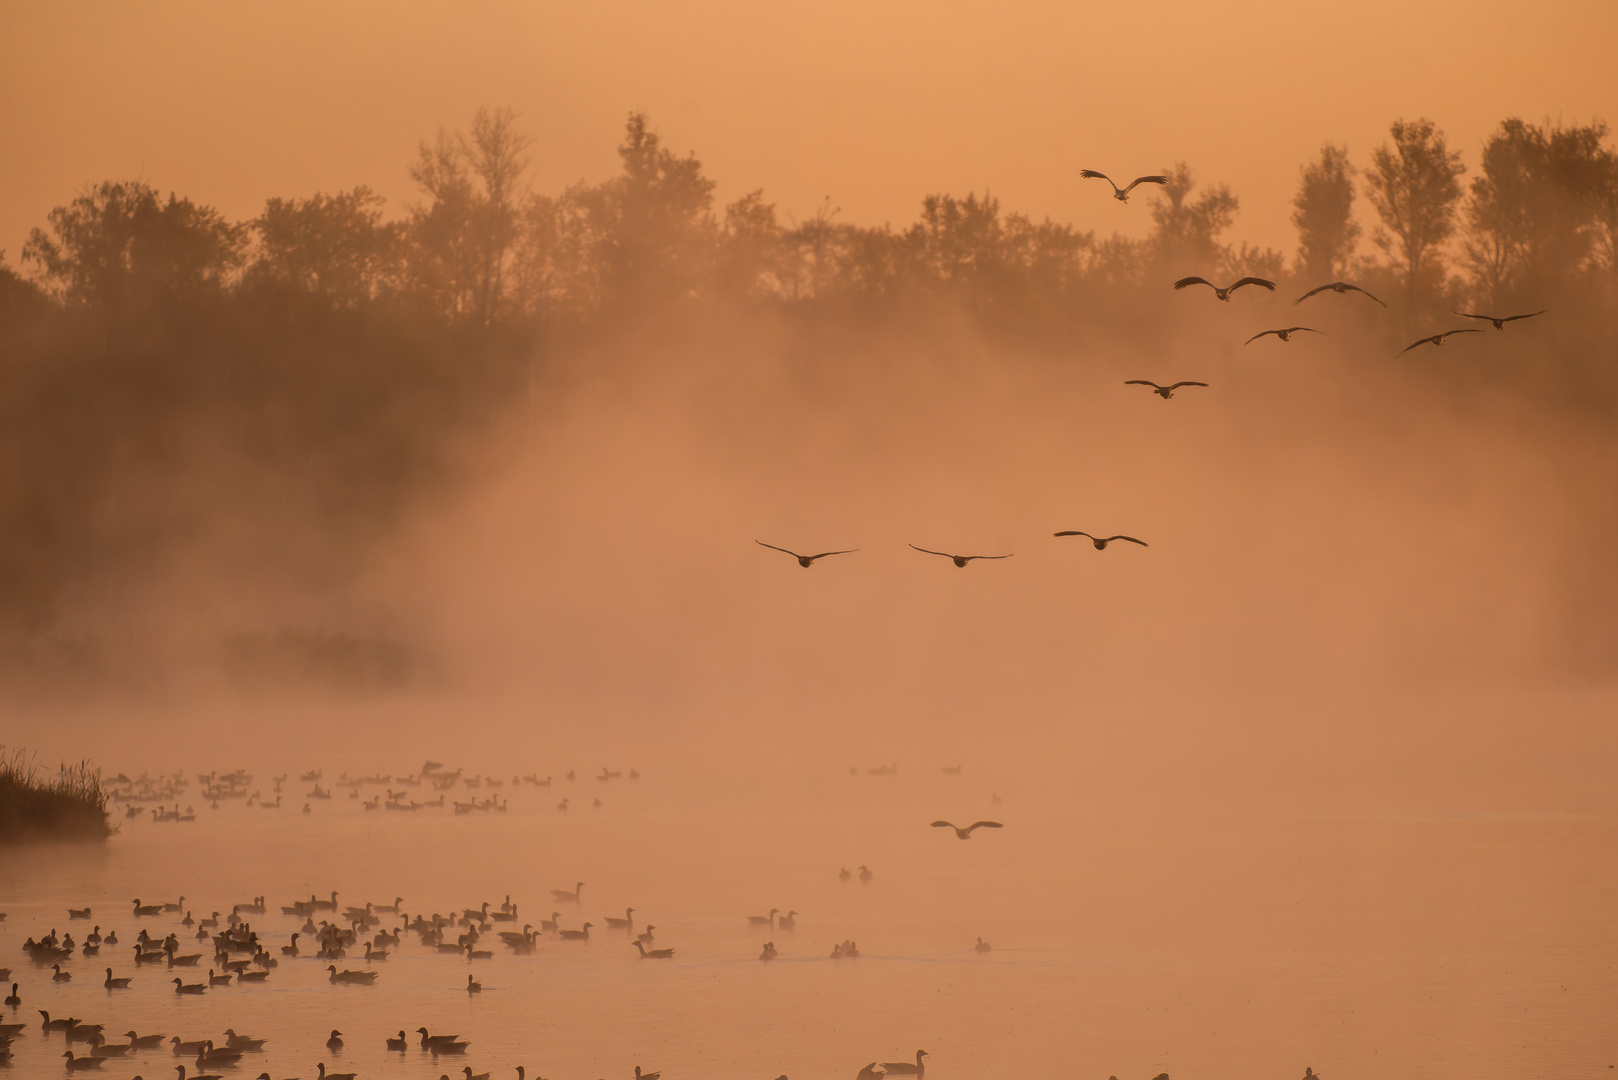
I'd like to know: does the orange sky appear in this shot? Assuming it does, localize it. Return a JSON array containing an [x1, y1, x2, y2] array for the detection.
[[3, 0, 1616, 265]]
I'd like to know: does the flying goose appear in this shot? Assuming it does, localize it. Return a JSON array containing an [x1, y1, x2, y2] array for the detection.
[[756, 541, 858, 567], [1245, 327, 1322, 344], [882, 1050, 930, 1075], [1080, 170, 1169, 202], [909, 544, 1012, 568], [1125, 380, 1208, 399], [931, 820, 1003, 839], [1295, 281, 1386, 306], [1173, 276, 1276, 300], [1054, 531, 1147, 550], [1456, 309, 1546, 329], [1396, 328, 1483, 356], [633, 941, 675, 959]]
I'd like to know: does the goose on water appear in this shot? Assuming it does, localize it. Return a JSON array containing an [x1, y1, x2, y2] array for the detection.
[[386, 1030, 409, 1050], [551, 882, 584, 903], [103, 968, 131, 989], [635, 1067, 661, 1080], [747, 908, 779, 928], [61, 1052, 106, 1072], [558, 922, 593, 941], [464, 1068, 493, 1080], [3, 984, 17, 1007], [223, 1030, 266, 1050], [468, 973, 483, 993], [172, 1037, 210, 1054], [326, 1029, 344, 1049], [637, 925, 657, 945], [171, 977, 206, 994], [777, 910, 798, 931], [882, 1050, 930, 1075], [316, 1065, 357, 1080], [603, 907, 635, 930], [174, 1066, 222, 1080], [125, 1031, 166, 1049], [87, 1033, 131, 1056], [633, 941, 675, 959], [975, 937, 991, 952]]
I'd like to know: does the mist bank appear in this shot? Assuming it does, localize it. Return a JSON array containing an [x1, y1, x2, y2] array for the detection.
[[0, 111, 1614, 701]]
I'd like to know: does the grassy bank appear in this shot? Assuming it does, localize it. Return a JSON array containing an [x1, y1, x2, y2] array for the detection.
[[0, 746, 111, 843]]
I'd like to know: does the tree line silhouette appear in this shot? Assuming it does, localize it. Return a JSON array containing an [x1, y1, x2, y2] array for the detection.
[[0, 109, 1614, 632]]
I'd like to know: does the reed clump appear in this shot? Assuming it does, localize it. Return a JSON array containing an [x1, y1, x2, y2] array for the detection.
[[0, 746, 111, 844]]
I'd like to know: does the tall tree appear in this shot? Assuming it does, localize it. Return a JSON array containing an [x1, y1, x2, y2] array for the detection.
[[1463, 118, 1618, 302], [1363, 118, 1465, 308], [21, 180, 245, 312], [1148, 163, 1239, 271], [1292, 144, 1359, 282], [249, 186, 400, 306]]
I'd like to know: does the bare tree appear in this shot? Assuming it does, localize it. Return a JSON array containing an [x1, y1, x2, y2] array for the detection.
[[1292, 144, 1359, 281], [1363, 118, 1465, 309]]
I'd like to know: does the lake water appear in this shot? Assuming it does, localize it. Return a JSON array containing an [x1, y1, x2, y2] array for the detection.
[[2, 759, 1615, 1080]]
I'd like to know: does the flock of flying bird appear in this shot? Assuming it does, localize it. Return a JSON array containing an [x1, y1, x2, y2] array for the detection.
[[758, 169, 1549, 574]]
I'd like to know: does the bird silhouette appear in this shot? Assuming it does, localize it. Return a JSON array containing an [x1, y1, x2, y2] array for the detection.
[[1295, 280, 1386, 306], [909, 544, 1012, 568], [931, 820, 1003, 839], [1053, 531, 1147, 550], [756, 541, 858, 567], [1396, 328, 1483, 356], [1080, 170, 1168, 202], [882, 1050, 930, 1075], [1455, 309, 1546, 329], [1244, 327, 1322, 344], [1124, 380, 1208, 399], [1173, 276, 1276, 301]]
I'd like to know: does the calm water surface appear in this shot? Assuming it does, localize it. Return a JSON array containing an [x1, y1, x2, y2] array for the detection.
[[2, 763, 1615, 1079]]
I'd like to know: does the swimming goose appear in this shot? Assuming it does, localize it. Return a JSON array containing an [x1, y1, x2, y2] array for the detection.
[[859, 865, 873, 883], [386, 1030, 409, 1050], [326, 1029, 344, 1049], [633, 941, 675, 959], [223, 1029, 267, 1050], [237, 969, 269, 983], [856, 1064, 885, 1080], [3, 984, 18, 1007], [975, 937, 991, 952], [464, 1069, 493, 1080], [207, 969, 232, 987], [637, 926, 656, 945], [172, 1037, 210, 1054], [197, 1043, 243, 1066], [172, 977, 206, 994], [133, 900, 163, 917], [175, 1067, 222, 1080], [365, 943, 389, 962], [603, 908, 634, 930], [162, 897, 185, 912], [777, 911, 797, 931], [52, 963, 72, 982], [635, 1067, 661, 1080], [839, 867, 852, 882], [539, 911, 562, 932], [86, 926, 102, 944], [316, 1065, 357, 1080], [558, 923, 593, 941], [41, 1012, 82, 1031], [280, 934, 300, 956], [87, 1033, 131, 1056], [125, 1031, 166, 1049], [325, 966, 378, 984], [551, 882, 584, 903], [759, 941, 778, 961], [103, 968, 132, 989], [68, 907, 91, 920], [931, 820, 1003, 839], [465, 943, 493, 960], [61, 1051, 106, 1071], [416, 1028, 467, 1050], [746, 909, 779, 928], [881, 1050, 929, 1075]]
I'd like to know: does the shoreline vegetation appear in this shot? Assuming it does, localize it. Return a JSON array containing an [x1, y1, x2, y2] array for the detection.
[[0, 746, 112, 844]]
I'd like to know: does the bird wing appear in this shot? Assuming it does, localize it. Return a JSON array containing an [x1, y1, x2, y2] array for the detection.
[[1293, 283, 1332, 303], [1104, 536, 1149, 546], [1396, 336, 1439, 356], [1230, 276, 1277, 292], [909, 544, 954, 559], [1079, 169, 1118, 191], [967, 821, 1004, 830], [1124, 380, 1164, 389], [807, 549, 858, 560], [930, 821, 957, 829], [1172, 276, 1214, 291], [1123, 175, 1169, 192], [963, 554, 1014, 561], [1503, 310, 1547, 322], [1349, 284, 1388, 306], [755, 541, 803, 559], [1287, 327, 1324, 335], [1166, 381, 1209, 390], [1454, 311, 1492, 321], [1244, 330, 1279, 344], [1439, 328, 1484, 340], [1053, 530, 1095, 540]]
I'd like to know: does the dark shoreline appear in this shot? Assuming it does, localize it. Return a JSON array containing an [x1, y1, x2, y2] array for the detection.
[[0, 747, 111, 844]]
